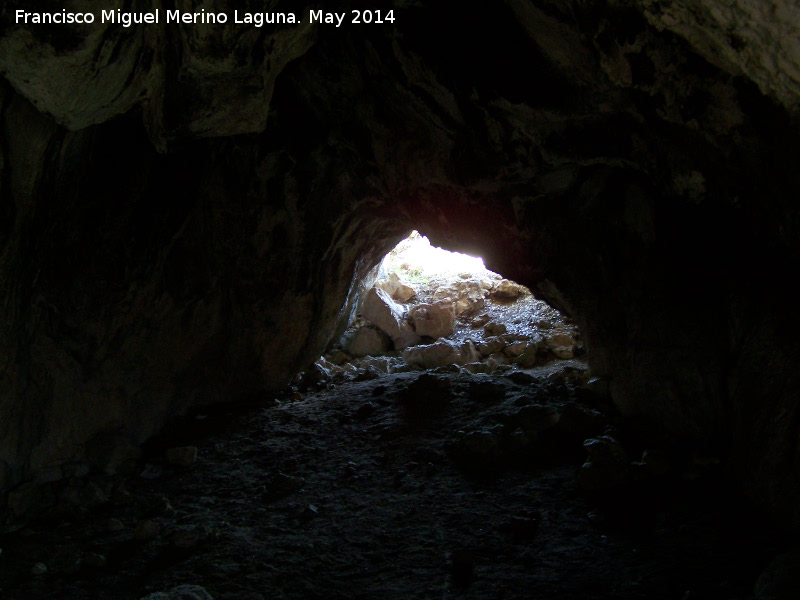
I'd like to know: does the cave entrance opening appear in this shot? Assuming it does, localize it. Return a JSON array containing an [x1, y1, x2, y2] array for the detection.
[[304, 231, 583, 386]]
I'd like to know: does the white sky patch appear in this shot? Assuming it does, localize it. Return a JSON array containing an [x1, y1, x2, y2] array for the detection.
[[381, 231, 487, 277]]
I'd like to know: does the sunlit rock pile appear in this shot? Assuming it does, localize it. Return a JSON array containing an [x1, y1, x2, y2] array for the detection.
[[296, 270, 583, 389]]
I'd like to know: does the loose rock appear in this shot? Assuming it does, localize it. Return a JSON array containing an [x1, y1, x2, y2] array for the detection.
[[492, 279, 526, 300], [486, 353, 509, 368], [361, 286, 420, 349], [470, 313, 490, 328], [459, 340, 482, 364], [484, 322, 507, 336], [461, 362, 494, 375], [433, 279, 485, 316], [545, 330, 577, 359], [348, 326, 391, 357], [478, 336, 505, 357], [402, 340, 461, 369], [375, 272, 416, 303], [408, 302, 455, 339], [503, 340, 528, 358]]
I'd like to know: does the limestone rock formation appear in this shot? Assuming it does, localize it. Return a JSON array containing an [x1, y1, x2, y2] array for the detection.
[[433, 279, 487, 316], [491, 279, 526, 300], [348, 326, 392, 358], [1, 0, 800, 532], [361, 287, 420, 350], [402, 340, 462, 370], [408, 302, 456, 339], [545, 330, 578, 360], [375, 273, 417, 303]]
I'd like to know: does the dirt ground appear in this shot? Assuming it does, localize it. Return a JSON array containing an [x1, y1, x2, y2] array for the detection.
[[0, 361, 788, 600]]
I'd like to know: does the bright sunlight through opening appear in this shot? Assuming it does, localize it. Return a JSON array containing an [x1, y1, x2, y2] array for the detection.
[[380, 231, 486, 279]]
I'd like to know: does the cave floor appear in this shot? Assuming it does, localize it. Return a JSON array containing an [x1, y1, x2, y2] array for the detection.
[[0, 367, 786, 600]]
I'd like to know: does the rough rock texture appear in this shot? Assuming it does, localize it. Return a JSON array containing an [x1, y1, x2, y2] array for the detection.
[[408, 302, 456, 339], [432, 279, 486, 315], [1, 0, 800, 530], [0, 1, 316, 144], [348, 326, 391, 358], [361, 287, 420, 350], [375, 272, 417, 303], [633, 0, 800, 112], [402, 340, 462, 370]]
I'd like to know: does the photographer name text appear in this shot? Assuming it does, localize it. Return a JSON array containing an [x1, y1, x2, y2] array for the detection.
[[15, 9, 396, 28]]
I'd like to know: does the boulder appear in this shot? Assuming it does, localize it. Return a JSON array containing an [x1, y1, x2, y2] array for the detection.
[[492, 279, 527, 300], [433, 280, 486, 316], [514, 341, 542, 368], [470, 314, 491, 328], [546, 330, 577, 359], [361, 286, 403, 333], [503, 340, 528, 358], [348, 326, 391, 357], [402, 340, 461, 369], [315, 356, 342, 377], [484, 322, 507, 336], [461, 362, 493, 375], [478, 337, 505, 357], [295, 360, 337, 389], [478, 276, 494, 292], [408, 302, 455, 339], [460, 340, 482, 364], [375, 272, 416, 303], [361, 287, 420, 350], [500, 332, 527, 344], [486, 353, 509, 368]]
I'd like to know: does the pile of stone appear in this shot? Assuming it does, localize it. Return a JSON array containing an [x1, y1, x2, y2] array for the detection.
[[301, 272, 581, 387]]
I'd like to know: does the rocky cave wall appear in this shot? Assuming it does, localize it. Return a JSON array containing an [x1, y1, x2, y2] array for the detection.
[[2, 0, 800, 527]]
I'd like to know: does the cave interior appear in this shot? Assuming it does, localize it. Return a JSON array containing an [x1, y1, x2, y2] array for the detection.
[[2, 0, 800, 598]]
